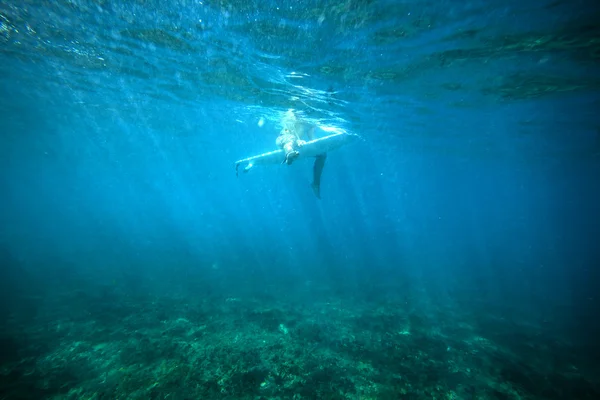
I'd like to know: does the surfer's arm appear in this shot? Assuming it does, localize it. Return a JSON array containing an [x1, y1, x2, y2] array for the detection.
[[293, 125, 313, 146], [306, 125, 316, 141]]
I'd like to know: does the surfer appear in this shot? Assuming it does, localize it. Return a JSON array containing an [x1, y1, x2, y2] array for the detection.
[[276, 127, 305, 165], [276, 110, 327, 199]]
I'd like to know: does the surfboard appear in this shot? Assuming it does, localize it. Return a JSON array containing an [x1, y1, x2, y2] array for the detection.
[[235, 127, 359, 176]]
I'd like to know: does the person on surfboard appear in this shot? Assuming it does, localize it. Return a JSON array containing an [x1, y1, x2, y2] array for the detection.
[[276, 110, 328, 199]]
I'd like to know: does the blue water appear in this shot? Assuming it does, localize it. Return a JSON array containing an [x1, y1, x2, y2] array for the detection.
[[1, 0, 599, 398]]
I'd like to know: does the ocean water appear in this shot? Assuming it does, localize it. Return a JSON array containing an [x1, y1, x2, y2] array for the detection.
[[1, 0, 599, 398]]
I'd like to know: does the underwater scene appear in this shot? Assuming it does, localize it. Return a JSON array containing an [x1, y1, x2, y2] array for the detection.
[[1, 0, 599, 399]]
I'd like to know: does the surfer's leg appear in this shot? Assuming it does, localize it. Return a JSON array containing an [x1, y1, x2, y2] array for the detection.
[[311, 153, 327, 199], [283, 141, 299, 164]]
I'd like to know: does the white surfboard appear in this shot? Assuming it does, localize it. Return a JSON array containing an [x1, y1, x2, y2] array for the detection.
[[235, 127, 359, 176]]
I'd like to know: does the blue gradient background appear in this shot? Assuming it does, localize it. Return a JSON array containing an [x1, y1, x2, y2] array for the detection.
[[1, 0, 599, 395]]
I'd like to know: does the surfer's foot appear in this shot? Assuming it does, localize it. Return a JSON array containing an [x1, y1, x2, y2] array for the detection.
[[285, 150, 299, 165], [311, 183, 321, 199]]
